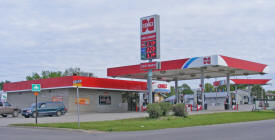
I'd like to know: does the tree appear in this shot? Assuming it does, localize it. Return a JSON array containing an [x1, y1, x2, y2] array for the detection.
[[267, 90, 275, 94], [41, 71, 62, 79], [251, 85, 265, 99], [62, 67, 93, 77], [204, 83, 214, 92], [168, 86, 175, 97], [180, 83, 194, 94], [168, 83, 193, 97], [216, 84, 247, 92], [0, 80, 11, 90], [26, 67, 94, 81]]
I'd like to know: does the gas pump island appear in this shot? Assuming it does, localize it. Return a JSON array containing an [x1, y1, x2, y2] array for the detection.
[[107, 15, 268, 110]]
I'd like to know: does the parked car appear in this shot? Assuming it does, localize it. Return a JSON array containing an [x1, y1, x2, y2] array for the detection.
[[21, 101, 67, 118], [0, 102, 20, 117]]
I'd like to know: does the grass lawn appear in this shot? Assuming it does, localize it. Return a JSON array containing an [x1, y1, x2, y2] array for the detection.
[[13, 111, 275, 132]]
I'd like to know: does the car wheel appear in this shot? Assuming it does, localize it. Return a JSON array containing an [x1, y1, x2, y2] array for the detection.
[[24, 115, 29, 118], [12, 110, 19, 117], [56, 111, 62, 117], [1, 114, 7, 117]]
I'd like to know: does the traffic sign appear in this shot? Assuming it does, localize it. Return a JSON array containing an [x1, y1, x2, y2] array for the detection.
[[34, 92, 39, 96], [73, 80, 82, 87], [32, 84, 41, 92], [1, 92, 7, 102]]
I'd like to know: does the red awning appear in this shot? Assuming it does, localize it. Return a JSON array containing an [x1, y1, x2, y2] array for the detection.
[[3, 76, 147, 92]]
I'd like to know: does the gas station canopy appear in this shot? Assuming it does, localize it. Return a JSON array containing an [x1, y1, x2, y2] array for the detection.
[[107, 55, 268, 81]]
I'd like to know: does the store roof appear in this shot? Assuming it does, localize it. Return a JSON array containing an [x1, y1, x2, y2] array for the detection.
[[107, 55, 268, 81]]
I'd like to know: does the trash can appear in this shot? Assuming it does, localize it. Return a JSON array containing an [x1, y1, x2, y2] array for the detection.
[[204, 104, 208, 110], [224, 104, 229, 110]]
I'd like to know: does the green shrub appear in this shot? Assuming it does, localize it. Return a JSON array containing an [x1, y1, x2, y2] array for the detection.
[[146, 103, 163, 118], [173, 103, 188, 117], [159, 102, 172, 116]]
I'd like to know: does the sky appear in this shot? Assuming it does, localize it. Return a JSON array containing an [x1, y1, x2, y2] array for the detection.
[[0, 0, 274, 90]]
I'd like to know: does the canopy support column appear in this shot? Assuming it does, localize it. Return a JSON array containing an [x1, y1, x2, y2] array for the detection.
[[175, 78, 178, 104], [200, 68, 205, 110], [226, 73, 231, 110], [248, 85, 252, 104]]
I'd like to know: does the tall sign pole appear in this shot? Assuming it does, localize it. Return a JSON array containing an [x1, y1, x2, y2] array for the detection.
[[32, 84, 41, 125], [35, 92, 38, 124], [140, 15, 160, 104], [148, 60, 153, 103]]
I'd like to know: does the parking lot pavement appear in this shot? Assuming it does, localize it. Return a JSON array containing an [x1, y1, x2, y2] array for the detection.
[[0, 105, 254, 127], [0, 112, 148, 127]]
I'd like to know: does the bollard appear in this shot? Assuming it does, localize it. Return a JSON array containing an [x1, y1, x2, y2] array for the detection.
[[136, 105, 138, 112]]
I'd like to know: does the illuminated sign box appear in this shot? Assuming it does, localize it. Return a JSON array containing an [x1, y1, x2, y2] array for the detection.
[[140, 61, 161, 70]]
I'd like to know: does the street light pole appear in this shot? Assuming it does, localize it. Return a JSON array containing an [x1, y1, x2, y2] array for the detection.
[[76, 86, 80, 127]]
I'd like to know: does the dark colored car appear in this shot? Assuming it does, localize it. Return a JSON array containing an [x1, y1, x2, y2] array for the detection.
[[0, 102, 20, 117], [21, 101, 67, 118]]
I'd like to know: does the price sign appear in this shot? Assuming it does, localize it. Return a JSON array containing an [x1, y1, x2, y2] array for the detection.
[[140, 15, 160, 60]]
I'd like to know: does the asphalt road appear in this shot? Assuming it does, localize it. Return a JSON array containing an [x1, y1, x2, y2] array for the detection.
[[1, 119, 275, 140]]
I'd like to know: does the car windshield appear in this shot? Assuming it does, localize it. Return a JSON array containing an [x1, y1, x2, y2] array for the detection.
[[4, 102, 11, 106], [0, 102, 11, 106], [31, 103, 41, 108]]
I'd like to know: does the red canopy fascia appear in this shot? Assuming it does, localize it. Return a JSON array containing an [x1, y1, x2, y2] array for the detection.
[[230, 79, 271, 85]]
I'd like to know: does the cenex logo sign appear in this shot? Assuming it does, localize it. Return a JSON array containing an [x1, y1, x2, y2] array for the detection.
[[157, 84, 167, 89], [142, 18, 155, 33], [203, 56, 211, 65]]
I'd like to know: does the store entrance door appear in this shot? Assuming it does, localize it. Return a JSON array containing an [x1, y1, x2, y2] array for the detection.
[[127, 93, 139, 111]]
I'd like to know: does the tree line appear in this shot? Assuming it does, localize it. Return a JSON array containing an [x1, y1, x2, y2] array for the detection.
[[0, 67, 94, 90], [169, 82, 273, 100], [25, 67, 94, 81]]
